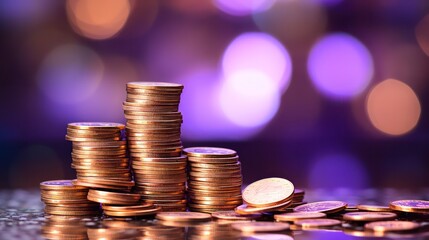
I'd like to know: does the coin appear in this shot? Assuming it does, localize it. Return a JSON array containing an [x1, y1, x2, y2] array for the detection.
[[364, 221, 420, 232], [184, 147, 237, 158], [343, 212, 397, 222], [274, 212, 326, 222], [294, 219, 341, 228], [67, 122, 125, 130], [212, 211, 261, 220], [127, 82, 183, 90], [156, 212, 212, 222], [235, 201, 292, 215], [40, 180, 87, 191], [294, 201, 348, 214], [231, 222, 290, 232], [356, 205, 392, 212], [390, 200, 429, 213], [242, 178, 294, 207]]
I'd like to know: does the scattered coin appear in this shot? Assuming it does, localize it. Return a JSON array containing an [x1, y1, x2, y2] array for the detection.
[[343, 212, 397, 222], [294, 201, 348, 214], [295, 219, 342, 228], [274, 212, 326, 222], [156, 212, 212, 222], [242, 178, 294, 208], [356, 205, 392, 212], [365, 221, 420, 232], [231, 222, 290, 232], [390, 200, 429, 214]]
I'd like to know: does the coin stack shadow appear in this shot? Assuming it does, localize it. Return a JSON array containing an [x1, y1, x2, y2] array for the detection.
[[66, 123, 134, 191], [123, 82, 187, 211], [184, 147, 243, 213]]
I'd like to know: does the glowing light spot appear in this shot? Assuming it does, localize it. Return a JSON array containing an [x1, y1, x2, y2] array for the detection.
[[37, 44, 104, 104], [222, 32, 292, 92], [66, 0, 131, 40], [0, 0, 54, 24], [308, 33, 374, 99], [253, 0, 327, 44], [179, 69, 262, 140], [416, 14, 429, 57], [219, 70, 280, 128], [214, 0, 274, 16], [308, 153, 369, 189], [366, 79, 421, 136]]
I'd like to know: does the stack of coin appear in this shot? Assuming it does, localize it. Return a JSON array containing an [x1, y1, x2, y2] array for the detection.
[[66, 122, 134, 190], [235, 178, 294, 215], [184, 147, 243, 213], [40, 180, 100, 216], [123, 82, 186, 211], [292, 189, 305, 205]]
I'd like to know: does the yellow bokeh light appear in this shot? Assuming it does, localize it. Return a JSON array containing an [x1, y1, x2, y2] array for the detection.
[[66, 0, 131, 40], [366, 79, 421, 136]]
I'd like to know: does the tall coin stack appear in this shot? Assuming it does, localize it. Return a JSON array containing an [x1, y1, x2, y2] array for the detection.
[[123, 82, 187, 211], [66, 122, 134, 191], [184, 147, 243, 213]]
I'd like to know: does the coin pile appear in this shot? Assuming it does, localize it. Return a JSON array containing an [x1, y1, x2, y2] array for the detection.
[[236, 178, 294, 215], [40, 180, 100, 216], [184, 147, 243, 213], [123, 82, 187, 211], [66, 122, 134, 190]]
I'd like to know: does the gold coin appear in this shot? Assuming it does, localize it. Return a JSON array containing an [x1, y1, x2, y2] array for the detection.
[[242, 178, 294, 207], [101, 203, 154, 211], [40, 180, 87, 191], [127, 81, 183, 89], [211, 211, 261, 221], [156, 212, 211, 222], [44, 209, 100, 216], [183, 147, 237, 158], [294, 219, 341, 228], [103, 207, 161, 217], [293, 201, 347, 214], [343, 212, 397, 222], [189, 162, 241, 169], [364, 221, 420, 232], [88, 189, 140, 201], [356, 205, 392, 212], [274, 212, 326, 222], [131, 155, 187, 163], [67, 122, 125, 130], [235, 201, 292, 215], [72, 140, 127, 147], [231, 222, 290, 232], [187, 156, 239, 164], [389, 200, 429, 213]]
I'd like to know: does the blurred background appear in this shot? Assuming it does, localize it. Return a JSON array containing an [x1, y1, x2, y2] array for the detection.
[[0, 0, 428, 191]]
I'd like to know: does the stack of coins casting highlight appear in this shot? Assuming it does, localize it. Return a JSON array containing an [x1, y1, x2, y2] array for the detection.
[[123, 82, 187, 211], [66, 122, 134, 191], [184, 147, 243, 213]]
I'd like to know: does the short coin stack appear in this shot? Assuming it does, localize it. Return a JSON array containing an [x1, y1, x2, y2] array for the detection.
[[66, 122, 134, 190], [236, 177, 294, 215], [184, 147, 243, 213], [40, 180, 100, 216], [123, 82, 187, 211]]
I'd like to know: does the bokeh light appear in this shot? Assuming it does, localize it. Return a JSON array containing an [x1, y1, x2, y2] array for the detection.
[[253, 0, 327, 44], [366, 79, 421, 136], [37, 44, 104, 105], [416, 14, 429, 58], [222, 32, 292, 92], [0, 0, 55, 25], [308, 153, 369, 189], [308, 33, 374, 99], [219, 70, 280, 128], [213, 0, 274, 16], [66, 0, 131, 40]]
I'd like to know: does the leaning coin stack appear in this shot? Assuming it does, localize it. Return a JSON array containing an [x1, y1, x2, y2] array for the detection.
[[123, 82, 187, 211], [66, 122, 134, 191], [86, 189, 161, 217], [184, 147, 243, 213], [40, 180, 100, 216], [235, 177, 295, 215]]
